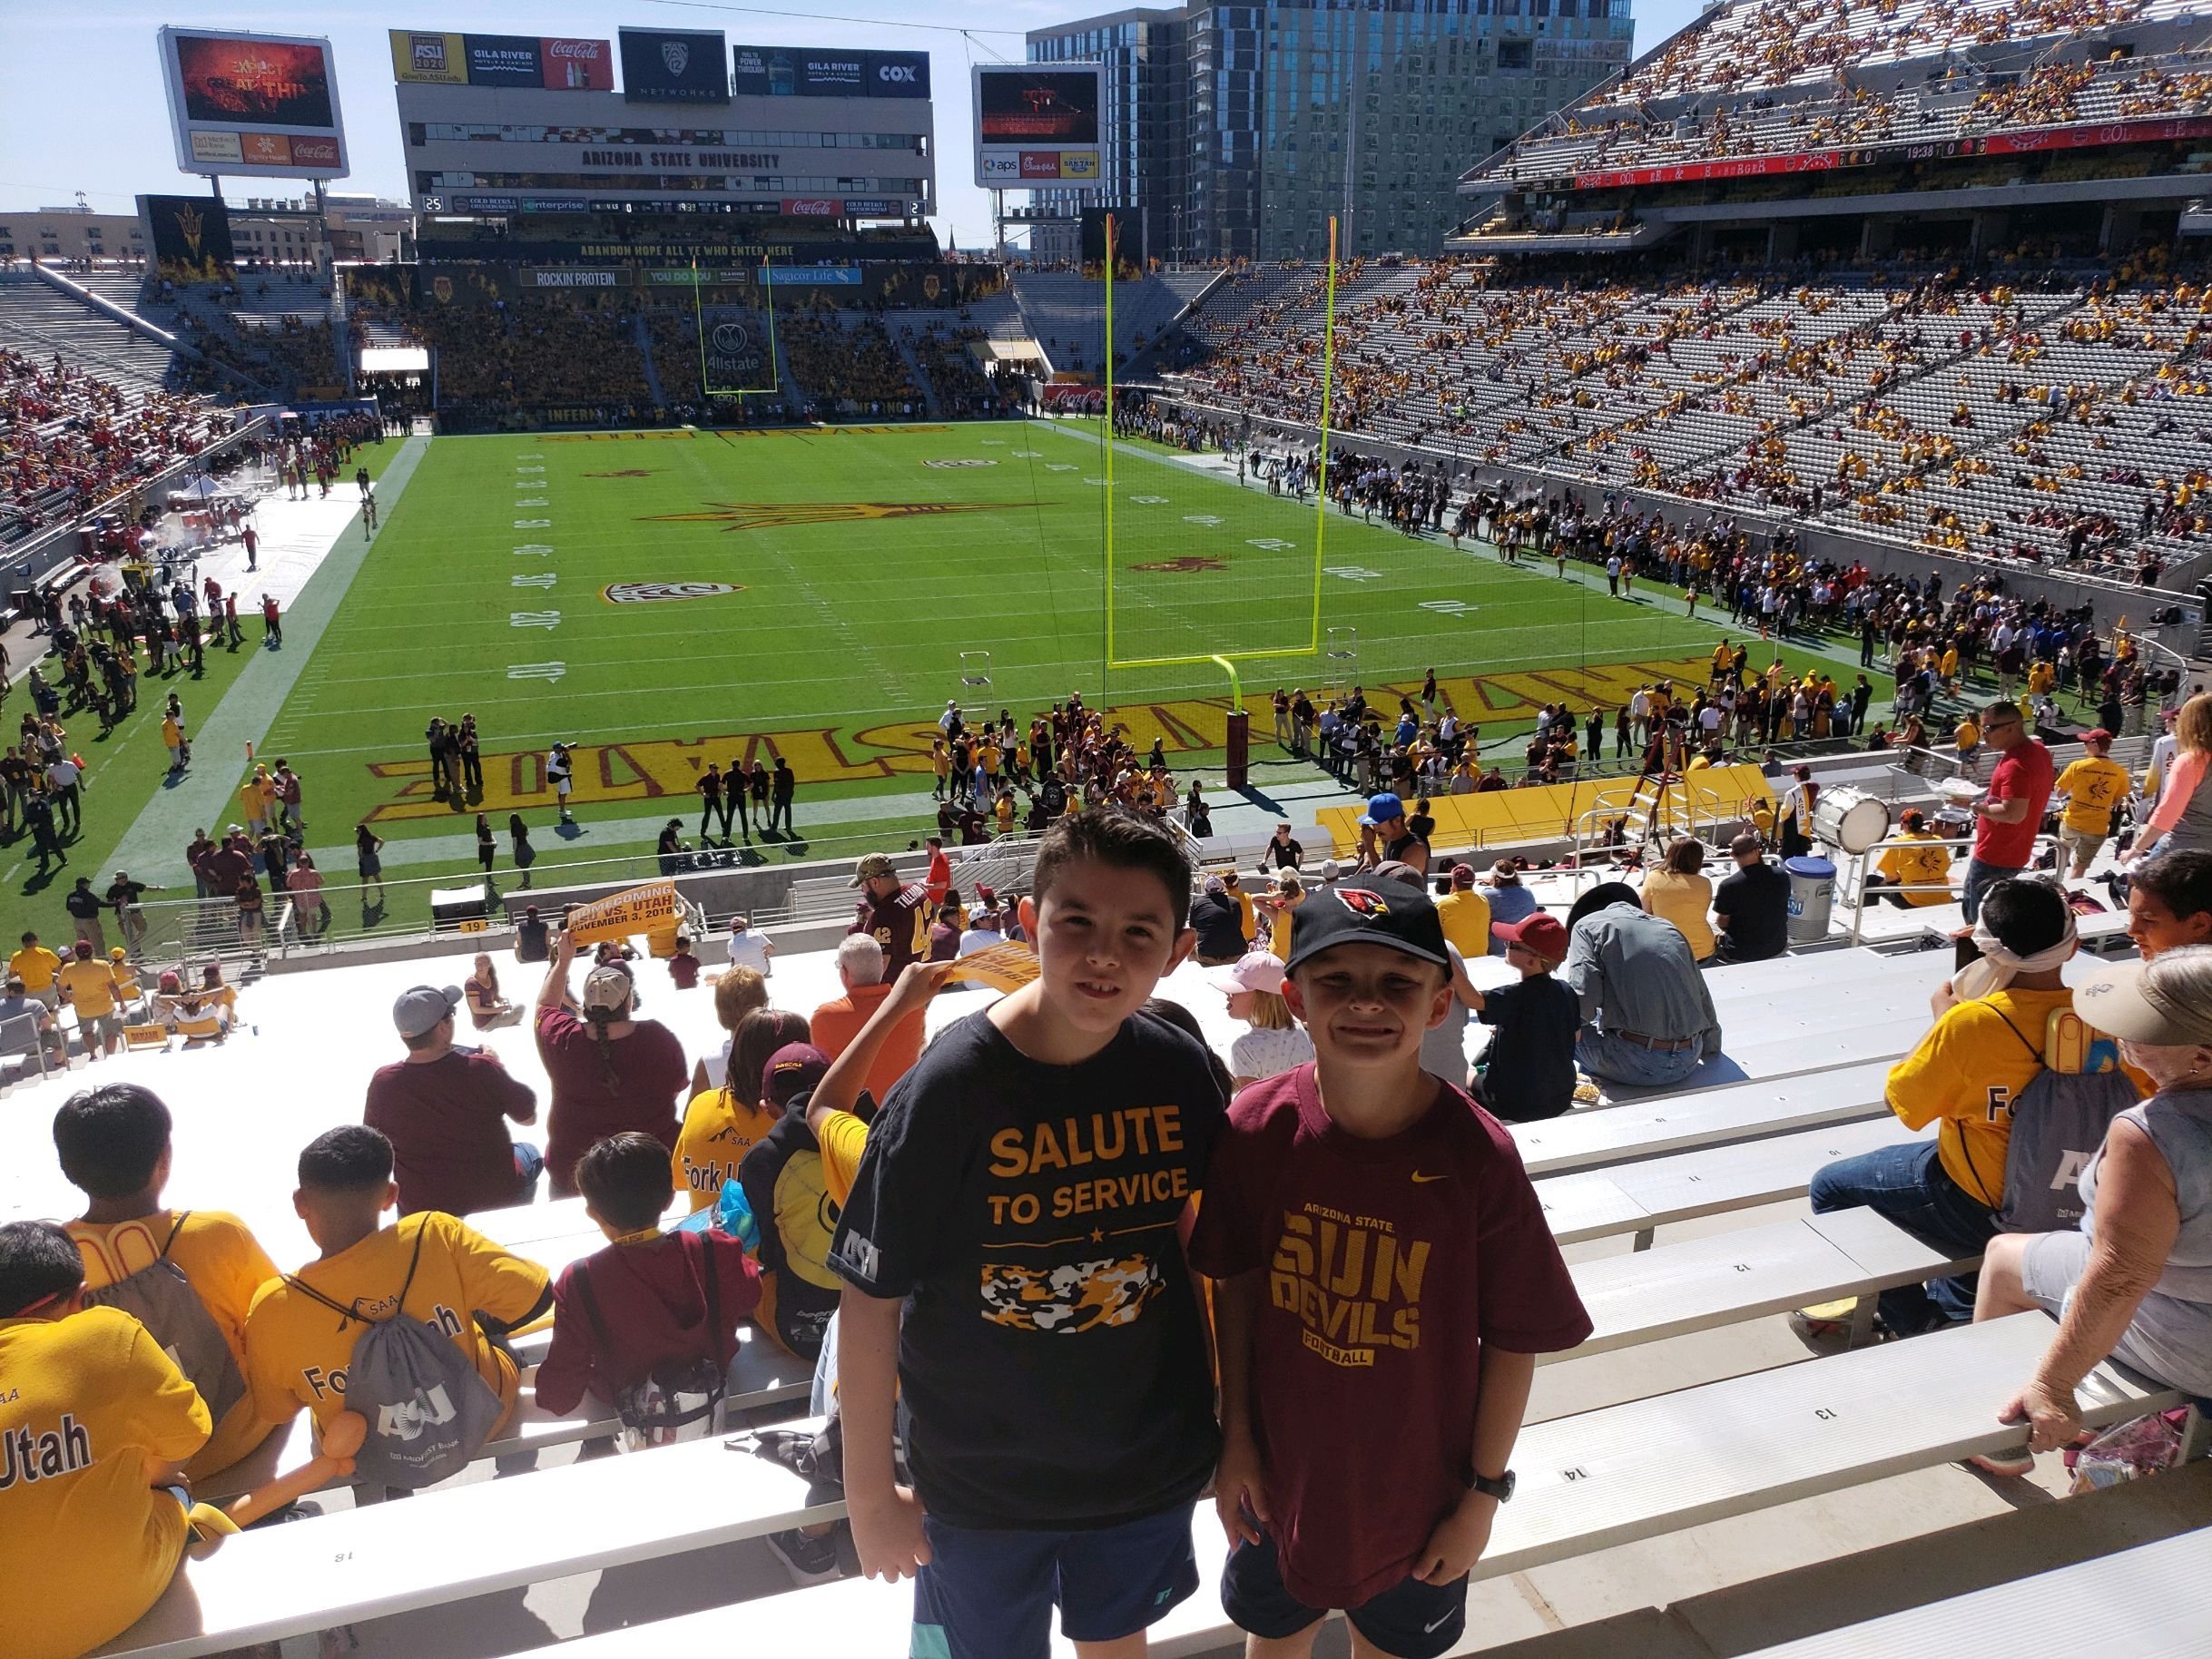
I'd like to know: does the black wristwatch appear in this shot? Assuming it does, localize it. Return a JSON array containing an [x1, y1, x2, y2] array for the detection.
[[1470, 1468, 1515, 1504]]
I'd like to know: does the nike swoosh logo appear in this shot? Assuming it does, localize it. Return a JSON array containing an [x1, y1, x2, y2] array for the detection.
[[1411, 1172, 1446, 1183], [1424, 1611, 1456, 1633]]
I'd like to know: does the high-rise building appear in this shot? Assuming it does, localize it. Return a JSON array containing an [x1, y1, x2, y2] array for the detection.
[[1026, 0, 1634, 262]]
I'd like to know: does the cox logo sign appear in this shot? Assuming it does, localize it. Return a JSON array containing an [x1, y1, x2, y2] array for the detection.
[[879, 63, 918, 83]]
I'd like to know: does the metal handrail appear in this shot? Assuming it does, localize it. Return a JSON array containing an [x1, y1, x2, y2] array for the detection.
[[1843, 830, 2065, 946]]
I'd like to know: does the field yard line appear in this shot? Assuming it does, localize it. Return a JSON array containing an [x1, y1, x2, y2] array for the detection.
[[99, 437, 431, 883], [668, 436, 919, 706]]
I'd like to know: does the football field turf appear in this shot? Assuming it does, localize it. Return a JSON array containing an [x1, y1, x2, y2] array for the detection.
[[246, 418, 1801, 885]]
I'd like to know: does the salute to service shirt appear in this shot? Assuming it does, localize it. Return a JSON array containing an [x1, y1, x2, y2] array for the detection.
[[1, 1306, 212, 1659], [829, 1012, 1227, 1530], [1188, 1068, 1592, 1611], [68, 1209, 278, 1478], [242, 1212, 550, 1434]]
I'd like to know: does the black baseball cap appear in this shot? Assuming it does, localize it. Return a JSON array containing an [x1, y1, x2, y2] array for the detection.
[[1284, 879, 1451, 973]]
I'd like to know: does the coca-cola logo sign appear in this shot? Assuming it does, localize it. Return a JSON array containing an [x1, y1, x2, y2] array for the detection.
[[783, 197, 841, 216]]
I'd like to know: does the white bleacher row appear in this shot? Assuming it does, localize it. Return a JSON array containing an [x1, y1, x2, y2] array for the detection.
[[66, 930, 2207, 1659]]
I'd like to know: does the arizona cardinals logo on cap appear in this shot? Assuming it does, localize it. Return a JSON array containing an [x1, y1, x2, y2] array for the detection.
[[1335, 888, 1391, 918]]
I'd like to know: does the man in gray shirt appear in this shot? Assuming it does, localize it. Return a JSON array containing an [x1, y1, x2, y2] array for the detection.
[[1563, 882, 1723, 1089]]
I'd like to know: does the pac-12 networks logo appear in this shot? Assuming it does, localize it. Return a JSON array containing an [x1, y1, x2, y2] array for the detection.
[[602, 582, 745, 605]]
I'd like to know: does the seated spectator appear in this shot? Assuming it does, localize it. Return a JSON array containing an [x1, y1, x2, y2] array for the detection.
[[738, 1044, 841, 1361], [534, 931, 688, 1198], [692, 964, 771, 1095], [1970, 947, 2212, 1473], [463, 953, 522, 1030], [1713, 832, 1790, 962], [2122, 849, 2212, 958], [241, 1126, 552, 1447], [1190, 874, 1250, 966], [668, 934, 702, 991], [0, 1219, 211, 1659], [1641, 838, 1716, 963], [675, 1006, 810, 1212], [515, 904, 550, 963], [1564, 881, 1723, 1089], [958, 888, 1008, 956], [364, 985, 542, 1218], [1864, 809, 1953, 908], [724, 914, 773, 977], [1433, 862, 1491, 961], [810, 935, 925, 1105], [1470, 912, 1580, 1123], [0, 973, 63, 1066], [54, 1083, 278, 1482], [1808, 879, 2107, 1340], [532, 1132, 760, 1438], [1211, 950, 1314, 1089], [1481, 859, 1539, 954], [1253, 870, 1304, 961]]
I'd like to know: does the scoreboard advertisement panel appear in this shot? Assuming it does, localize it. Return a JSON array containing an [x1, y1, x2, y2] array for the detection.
[[972, 63, 1103, 190], [158, 27, 348, 180]]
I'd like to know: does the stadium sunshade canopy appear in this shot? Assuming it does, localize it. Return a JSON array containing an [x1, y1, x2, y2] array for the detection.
[[359, 346, 430, 374]]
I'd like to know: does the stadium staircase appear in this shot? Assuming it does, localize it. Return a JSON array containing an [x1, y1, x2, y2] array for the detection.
[[884, 321, 940, 417], [632, 310, 668, 415]]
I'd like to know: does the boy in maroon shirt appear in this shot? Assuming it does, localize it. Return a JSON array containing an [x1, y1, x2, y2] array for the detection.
[[1190, 878, 1591, 1658], [534, 1131, 759, 1422]]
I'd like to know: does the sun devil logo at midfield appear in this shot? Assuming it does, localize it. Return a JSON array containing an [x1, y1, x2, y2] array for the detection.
[[1334, 888, 1391, 918], [639, 501, 1030, 532]]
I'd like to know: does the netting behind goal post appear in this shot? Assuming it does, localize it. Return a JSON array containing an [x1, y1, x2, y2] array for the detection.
[[694, 257, 782, 398], [1101, 214, 1340, 684]]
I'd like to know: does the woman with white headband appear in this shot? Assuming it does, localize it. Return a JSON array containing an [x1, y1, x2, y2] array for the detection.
[[1969, 944, 2212, 1474]]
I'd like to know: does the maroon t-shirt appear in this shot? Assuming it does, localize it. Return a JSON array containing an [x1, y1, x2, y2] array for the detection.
[[363, 1046, 538, 1218], [535, 1006, 687, 1195], [1188, 1065, 1592, 1609], [1975, 738, 2054, 868]]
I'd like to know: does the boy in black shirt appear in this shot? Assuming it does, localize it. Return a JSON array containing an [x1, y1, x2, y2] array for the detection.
[[830, 811, 1226, 1659], [1470, 912, 1580, 1122]]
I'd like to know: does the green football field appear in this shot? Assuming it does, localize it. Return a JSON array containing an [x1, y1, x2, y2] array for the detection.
[[231, 417, 1807, 900]]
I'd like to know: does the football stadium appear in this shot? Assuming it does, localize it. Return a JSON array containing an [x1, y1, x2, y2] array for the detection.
[[4, 3, 2212, 1655]]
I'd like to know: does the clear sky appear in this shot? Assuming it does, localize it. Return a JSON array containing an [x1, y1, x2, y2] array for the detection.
[[0, 0, 1705, 245]]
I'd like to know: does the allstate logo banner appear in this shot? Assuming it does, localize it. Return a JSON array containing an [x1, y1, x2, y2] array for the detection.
[[603, 582, 745, 605]]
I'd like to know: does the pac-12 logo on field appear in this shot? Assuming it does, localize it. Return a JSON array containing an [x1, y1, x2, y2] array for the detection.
[[602, 582, 746, 605], [923, 458, 997, 468]]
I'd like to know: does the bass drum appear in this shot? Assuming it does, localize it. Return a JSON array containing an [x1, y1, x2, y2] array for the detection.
[[1811, 784, 1891, 856]]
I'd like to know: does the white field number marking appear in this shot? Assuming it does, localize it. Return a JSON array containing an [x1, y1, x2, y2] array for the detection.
[[515, 519, 551, 529], [1247, 537, 1297, 552], [1420, 599, 1477, 616], [1130, 495, 1170, 505], [512, 574, 556, 589], [1324, 564, 1381, 581], [508, 662, 565, 682], [511, 610, 561, 629], [1184, 514, 1223, 526]]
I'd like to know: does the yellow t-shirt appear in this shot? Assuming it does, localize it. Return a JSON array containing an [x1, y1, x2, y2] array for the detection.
[[8, 946, 60, 992], [1876, 833, 1953, 906], [816, 1109, 870, 1209], [1268, 903, 1295, 961], [241, 1212, 548, 1435], [2053, 756, 2131, 837], [57, 957, 118, 1019], [69, 1210, 279, 1480], [1232, 889, 1255, 944], [1641, 869, 1716, 961], [1954, 719, 1980, 751], [673, 1085, 780, 1213], [1885, 987, 2076, 1203], [1433, 889, 1493, 962], [0, 1305, 211, 1659]]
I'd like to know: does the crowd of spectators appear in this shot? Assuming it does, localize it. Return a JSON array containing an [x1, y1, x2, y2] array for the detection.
[[1, 349, 227, 538], [778, 312, 924, 419], [403, 297, 655, 433]]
